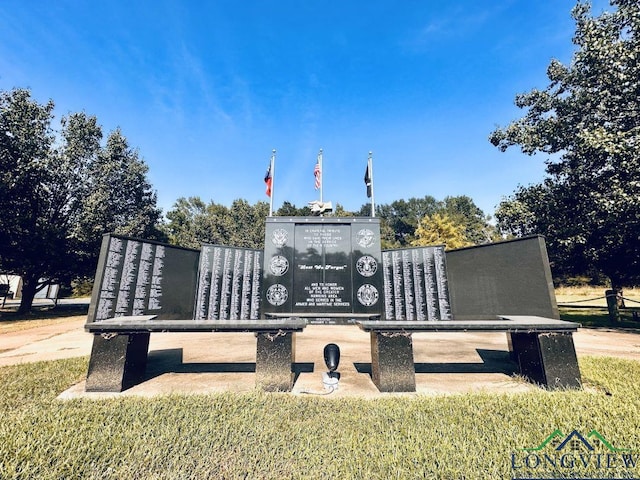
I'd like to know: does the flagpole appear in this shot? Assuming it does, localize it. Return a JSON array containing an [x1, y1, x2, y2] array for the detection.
[[269, 149, 275, 217], [318, 148, 323, 204], [368, 151, 375, 217]]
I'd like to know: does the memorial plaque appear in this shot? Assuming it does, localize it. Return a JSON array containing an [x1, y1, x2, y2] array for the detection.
[[263, 217, 383, 324], [263, 221, 295, 314], [352, 225, 384, 317], [381, 245, 451, 321], [294, 224, 352, 313], [194, 245, 262, 320], [87, 234, 200, 323]]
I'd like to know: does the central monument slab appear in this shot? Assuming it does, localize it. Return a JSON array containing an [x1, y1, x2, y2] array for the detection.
[[262, 217, 384, 324]]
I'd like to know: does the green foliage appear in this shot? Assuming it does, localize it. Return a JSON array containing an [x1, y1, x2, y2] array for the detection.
[[490, 0, 640, 288], [375, 195, 497, 248], [275, 200, 311, 217], [443, 195, 501, 244], [1, 357, 640, 478], [376, 196, 441, 246], [228, 199, 269, 248], [331, 203, 353, 217], [165, 195, 495, 252], [411, 212, 473, 250], [0, 88, 162, 312], [162, 196, 207, 248], [70, 277, 94, 297], [74, 129, 161, 239], [163, 196, 269, 249]]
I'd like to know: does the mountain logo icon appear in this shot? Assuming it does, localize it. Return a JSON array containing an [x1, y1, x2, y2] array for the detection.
[[522, 429, 630, 453]]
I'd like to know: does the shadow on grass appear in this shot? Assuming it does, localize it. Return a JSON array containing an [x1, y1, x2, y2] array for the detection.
[[0, 299, 89, 322], [559, 306, 640, 331]]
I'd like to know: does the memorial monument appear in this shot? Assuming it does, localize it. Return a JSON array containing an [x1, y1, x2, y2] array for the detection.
[[87, 217, 452, 325], [85, 216, 581, 393]]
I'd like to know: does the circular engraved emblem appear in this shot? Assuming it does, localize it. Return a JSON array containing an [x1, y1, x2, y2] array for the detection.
[[357, 284, 379, 307], [266, 284, 288, 306], [271, 228, 288, 247], [356, 255, 377, 277], [356, 228, 375, 248], [269, 255, 289, 276]]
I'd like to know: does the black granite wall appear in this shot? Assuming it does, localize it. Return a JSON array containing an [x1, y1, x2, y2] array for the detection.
[[445, 235, 559, 319], [87, 234, 200, 323]]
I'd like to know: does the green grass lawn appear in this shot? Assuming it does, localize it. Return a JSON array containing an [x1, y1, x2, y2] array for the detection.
[[556, 285, 640, 328], [0, 301, 639, 478], [1, 356, 640, 479], [555, 285, 640, 306], [560, 306, 640, 329]]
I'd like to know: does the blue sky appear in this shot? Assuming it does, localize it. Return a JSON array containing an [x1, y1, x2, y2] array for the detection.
[[0, 1, 613, 218]]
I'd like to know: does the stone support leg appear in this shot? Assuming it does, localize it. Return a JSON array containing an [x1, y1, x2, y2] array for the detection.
[[85, 332, 151, 392], [255, 331, 296, 392], [508, 332, 581, 389], [370, 331, 416, 392]]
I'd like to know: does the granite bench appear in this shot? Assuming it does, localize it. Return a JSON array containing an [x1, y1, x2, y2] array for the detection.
[[357, 315, 581, 392], [85, 315, 306, 393]]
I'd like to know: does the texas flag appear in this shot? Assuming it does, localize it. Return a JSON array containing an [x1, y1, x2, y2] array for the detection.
[[264, 163, 272, 197]]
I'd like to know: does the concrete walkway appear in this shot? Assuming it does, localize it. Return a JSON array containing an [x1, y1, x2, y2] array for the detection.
[[1, 312, 639, 398]]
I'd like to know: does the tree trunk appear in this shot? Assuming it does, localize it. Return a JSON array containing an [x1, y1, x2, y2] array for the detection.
[[609, 276, 626, 308], [605, 289, 620, 323], [606, 276, 626, 323], [617, 289, 626, 309], [17, 273, 40, 314]]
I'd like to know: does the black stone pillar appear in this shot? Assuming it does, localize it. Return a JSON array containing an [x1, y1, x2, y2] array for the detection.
[[370, 331, 416, 392], [85, 332, 151, 392], [255, 331, 296, 392], [508, 332, 581, 389]]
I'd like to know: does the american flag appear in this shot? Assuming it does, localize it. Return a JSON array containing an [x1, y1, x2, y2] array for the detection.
[[314, 155, 321, 190]]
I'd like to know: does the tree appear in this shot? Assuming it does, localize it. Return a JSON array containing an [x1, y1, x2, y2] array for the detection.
[[1, 89, 56, 313], [411, 213, 473, 250], [163, 197, 208, 248], [163, 197, 268, 250], [275, 201, 311, 217], [376, 196, 441, 246], [495, 181, 593, 280], [0, 88, 161, 313], [72, 128, 163, 271], [370, 195, 495, 248], [489, 0, 640, 288], [163, 195, 494, 254], [442, 195, 500, 244], [331, 203, 353, 217], [227, 199, 269, 248]]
